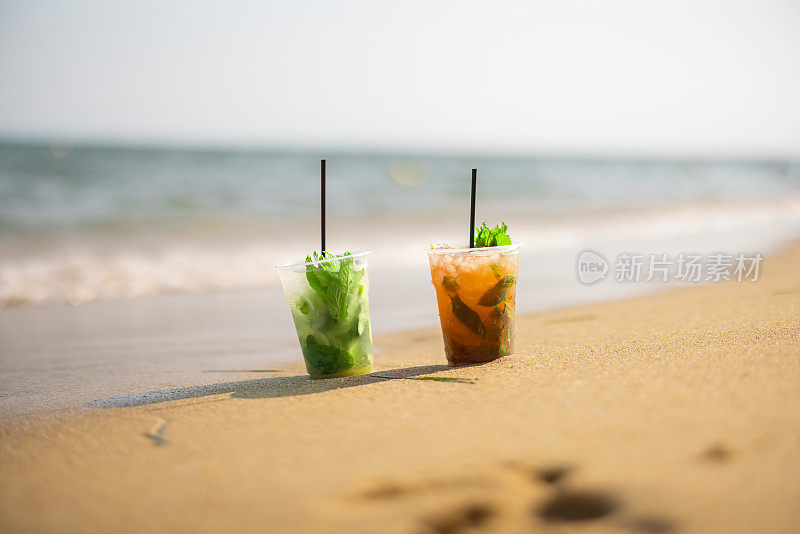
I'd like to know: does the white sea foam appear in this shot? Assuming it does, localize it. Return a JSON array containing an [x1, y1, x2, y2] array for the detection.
[[2, 196, 799, 307]]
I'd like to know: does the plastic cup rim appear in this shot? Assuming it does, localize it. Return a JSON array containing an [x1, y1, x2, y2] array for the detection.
[[426, 241, 523, 255], [274, 249, 372, 271]]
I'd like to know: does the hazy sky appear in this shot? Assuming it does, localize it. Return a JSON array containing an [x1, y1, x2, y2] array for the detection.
[[1, 0, 799, 156]]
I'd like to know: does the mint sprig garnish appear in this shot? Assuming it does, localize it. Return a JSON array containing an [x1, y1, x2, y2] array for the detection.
[[474, 221, 512, 248]]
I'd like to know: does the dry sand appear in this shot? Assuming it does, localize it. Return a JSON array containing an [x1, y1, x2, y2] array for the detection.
[[1, 245, 799, 534]]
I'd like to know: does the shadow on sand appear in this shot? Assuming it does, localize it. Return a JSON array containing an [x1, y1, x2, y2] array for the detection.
[[85, 365, 451, 409]]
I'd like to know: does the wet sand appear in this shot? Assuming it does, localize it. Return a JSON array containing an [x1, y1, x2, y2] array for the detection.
[[1, 244, 799, 533]]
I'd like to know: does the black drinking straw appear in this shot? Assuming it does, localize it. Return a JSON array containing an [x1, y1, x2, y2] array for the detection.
[[469, 168, 477, 248], [321, 159, 326, 253]]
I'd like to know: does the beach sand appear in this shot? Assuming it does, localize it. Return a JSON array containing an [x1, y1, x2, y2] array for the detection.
[[1, 245, 799, 533]]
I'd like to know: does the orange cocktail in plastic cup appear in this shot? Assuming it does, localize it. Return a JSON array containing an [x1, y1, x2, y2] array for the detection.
[[427, 243, 521, 366]]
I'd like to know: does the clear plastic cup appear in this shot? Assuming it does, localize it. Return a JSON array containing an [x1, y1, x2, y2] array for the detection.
[[275, 251, 373, 378], [427, 243, 522, 366]]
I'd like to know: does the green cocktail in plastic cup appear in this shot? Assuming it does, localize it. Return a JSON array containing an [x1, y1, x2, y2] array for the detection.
[[275, 251, 373, 378]]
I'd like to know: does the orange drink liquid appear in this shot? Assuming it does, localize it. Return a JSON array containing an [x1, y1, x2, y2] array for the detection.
[[427, 243, 521, 365]]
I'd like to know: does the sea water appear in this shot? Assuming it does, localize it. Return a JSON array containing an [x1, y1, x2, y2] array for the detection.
[[2, 141, 799, 309]]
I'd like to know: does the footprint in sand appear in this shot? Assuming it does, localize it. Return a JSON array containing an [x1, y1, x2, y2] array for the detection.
[[143, 418, 169, 446], [536, 489, 617, 522], [356, 474, 493, 501], [347, 461, 675, 532], [536, 465, 572, 485], [700, 442, 734, 463], [420, 503, 495, 534], [501, 459, 573, 486]]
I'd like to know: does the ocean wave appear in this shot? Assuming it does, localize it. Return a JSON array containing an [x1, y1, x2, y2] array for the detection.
[[0, 244, 301, 307], [2, 197, 799, 307]]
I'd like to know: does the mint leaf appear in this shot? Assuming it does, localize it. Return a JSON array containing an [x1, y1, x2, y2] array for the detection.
[[302, 342, 354, 375], [494, 233, 512, 246], [488, 305, 512, 356], [473, 221, 512, 248], [478, 275, 516, 306], [450, 295, 486, 338], [442, 275, 460, 293], [295, 296, 311, 315], [305, 251, 360, 322]]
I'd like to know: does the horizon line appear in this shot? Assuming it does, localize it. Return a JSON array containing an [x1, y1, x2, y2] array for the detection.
[[1, 134, 799, 163]]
